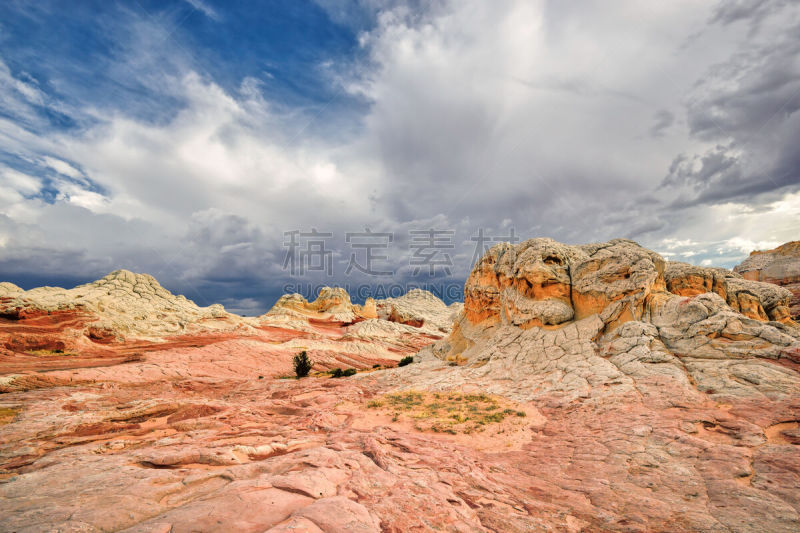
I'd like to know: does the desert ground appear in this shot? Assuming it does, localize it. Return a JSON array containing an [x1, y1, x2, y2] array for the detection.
[[1, 239, 799, 532]]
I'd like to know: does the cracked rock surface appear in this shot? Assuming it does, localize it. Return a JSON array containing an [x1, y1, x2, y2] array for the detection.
[[1, 239, 800, 532]]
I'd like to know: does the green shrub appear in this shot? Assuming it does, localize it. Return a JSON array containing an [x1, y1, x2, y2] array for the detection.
[[398, 356, 414, 367], [330, 368, 356, 378], [293, 351, 313, 378]]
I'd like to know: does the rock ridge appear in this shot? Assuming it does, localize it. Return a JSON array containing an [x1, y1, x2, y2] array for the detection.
[[735, 241, 800, 320]]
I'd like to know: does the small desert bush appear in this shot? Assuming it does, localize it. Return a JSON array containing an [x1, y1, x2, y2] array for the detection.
[[293, 351, 313, 378], [330, 367, 357, 378], [398, 356, 414, 367]]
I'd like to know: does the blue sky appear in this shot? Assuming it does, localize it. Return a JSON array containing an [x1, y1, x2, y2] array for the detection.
[[1, 1, 364, 130], [1, 0, 799, 314]]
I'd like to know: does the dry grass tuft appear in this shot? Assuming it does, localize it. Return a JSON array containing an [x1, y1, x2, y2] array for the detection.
[[26, 349, 78, 357], [366, 390, 526, 434], [0, 407, 19, 425]]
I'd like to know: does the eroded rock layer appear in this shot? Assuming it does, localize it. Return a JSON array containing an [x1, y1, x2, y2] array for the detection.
[[735, 241, 800, 320], [461, 238, 794, 334], [0, 274, 455, 378], [0, 270, 247, 356]]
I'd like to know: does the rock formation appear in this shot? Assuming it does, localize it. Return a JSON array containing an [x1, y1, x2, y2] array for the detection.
[[0, 269, 242, 344], [424, 238, 798, 390], [262, 287, 377, 327], [384, 238, 800, 530], [666, 261, 794, 323], [0, 274, 458, 381], [0, 270, 257, 376], [735, 241, 800, 320], [376, 288, 463, 334], [253, 286, 458, 369], [2, 240, 800, 532]]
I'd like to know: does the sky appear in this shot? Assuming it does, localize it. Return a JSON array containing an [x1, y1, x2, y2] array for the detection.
[[1, 0, 799, 314]]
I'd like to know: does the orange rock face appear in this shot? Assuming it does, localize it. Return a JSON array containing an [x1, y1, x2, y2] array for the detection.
[[735, 241, 800, 320], [464, 240, 579, 328], [465, 239, 796, 336], [665, 261, 795, 323]]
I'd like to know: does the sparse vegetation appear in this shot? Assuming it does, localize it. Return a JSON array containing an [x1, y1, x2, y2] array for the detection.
[[366, 390, 528, 434], [329, 367, 357, 378], [26, 349, 76, 357], [398, 355, 414, 367], [445, 352, 468, 365], [0, 407, 19, 426], [293, 350, 313, 378]]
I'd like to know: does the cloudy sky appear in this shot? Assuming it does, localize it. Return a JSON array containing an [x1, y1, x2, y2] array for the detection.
[[1, 0, 798, 314]]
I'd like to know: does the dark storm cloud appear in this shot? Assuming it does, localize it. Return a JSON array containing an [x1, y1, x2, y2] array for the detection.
[[708, 0, 789, 29], [663, 1, 800, 214], [661, 1, 800, 207], [663, 141, 800, 208], [686, 35, 800, 140], [649, 110, 675, 138]]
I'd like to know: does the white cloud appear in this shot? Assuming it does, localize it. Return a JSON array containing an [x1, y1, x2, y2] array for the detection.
[[1, 168, 40, 195], [0, 68, 366, 245], [0, 168, 42, 217], [183, 0, 220, 21], [42, 156, 83, 179], [653, 190, 800, 267], [0, 60, 49, 126]]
